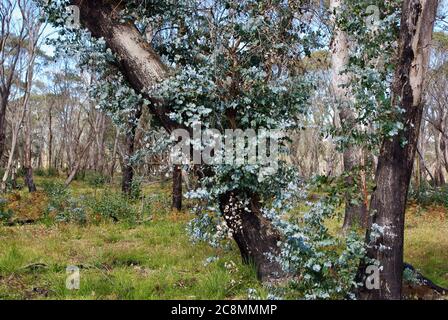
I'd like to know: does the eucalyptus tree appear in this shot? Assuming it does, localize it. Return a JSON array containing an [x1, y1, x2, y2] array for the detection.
[[362, 0, 438, 300], [330, 0, 368, 231], [45, 0, 321, 280], [44, 0, 443, 300], [0, 0, 46, 193], [0, 0, 27, 161], [424, 32, 448, 182], [338, 0, 439, 299]]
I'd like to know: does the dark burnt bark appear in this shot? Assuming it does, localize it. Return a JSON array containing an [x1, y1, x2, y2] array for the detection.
[[122, 106, 142, 197], [219, 191, 285, 281], [172, 165, 182, 211], [24, 167, 36, 193], [358, 0, 438, 300]]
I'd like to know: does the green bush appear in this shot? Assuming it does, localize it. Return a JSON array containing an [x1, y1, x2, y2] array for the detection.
[[46, 167, 59, 177], [0, 198, 14, 224], [409, 184, 448, 208], [54, 198, 87, 225], [88, 191, 137, 223], [42, 181, 68, 202], [41, 181, 87, 225], [0, 168, 23, 191], [34, 168, 59, 177], [16, 167, 26, 177], [86, 172, 108, 188], [126, 177, 143, 200], [34, 168, 46, 177], [42, 181, 69, 213]]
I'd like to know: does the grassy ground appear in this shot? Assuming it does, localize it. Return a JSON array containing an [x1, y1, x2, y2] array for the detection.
[[0, 177, 263, 300], [404, 203, 448, 288], [0, 176, 446, 299]]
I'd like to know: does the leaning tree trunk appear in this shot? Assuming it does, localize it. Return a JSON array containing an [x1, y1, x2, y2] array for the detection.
[[330, 0, 368, 231], [359, 0, 438, 300], [72, 0, 285, 280]]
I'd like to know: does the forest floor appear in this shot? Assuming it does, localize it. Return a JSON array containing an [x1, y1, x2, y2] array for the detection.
[[0, 177, 446, 300]]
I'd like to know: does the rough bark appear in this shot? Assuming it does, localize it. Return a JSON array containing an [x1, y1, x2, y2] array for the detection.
[[330, 0, 368, 232], [359, 0, 438, 300], [433, 131, 445, 185], [121, 130, 136, 196], [172, 165, 182, 211], [121, 105, 142, 197]]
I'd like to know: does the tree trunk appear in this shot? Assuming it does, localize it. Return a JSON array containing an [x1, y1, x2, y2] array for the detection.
[[110, 128, 120, 178], [359, 0, 438, 300], [330, 0, 368, 231], [219, 191, 285, 281], [0, 95, 8, 161], [172, 164, 182, 211], [434, 132, 445, 186], [72, 0, 286, 280], [121, 106, 142, 197], [64, 138, 94, 187], [121, 135, 135, 196], [1, 132, 18, 193], [48, 105, 53, 170], [24, 95, 36, 193]]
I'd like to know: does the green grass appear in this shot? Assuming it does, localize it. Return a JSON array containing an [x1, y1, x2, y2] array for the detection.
[[0, 177, 264, 300], [0, 177, 446, 299], [404, 203, 448, 288], [0, 219, 263, 300]]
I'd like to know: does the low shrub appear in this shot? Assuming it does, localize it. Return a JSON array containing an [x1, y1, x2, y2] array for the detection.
[[86, 172, 109, 188], [41, 181, 86, 224], [54, 197, 87, 225], [41, 181, 68, 210], [88, 191, 137, 223], [409, 184, 448, 208], [35, 168, 59, 177], [129, 177, 143, 200], [0, 198, 14, 224]]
